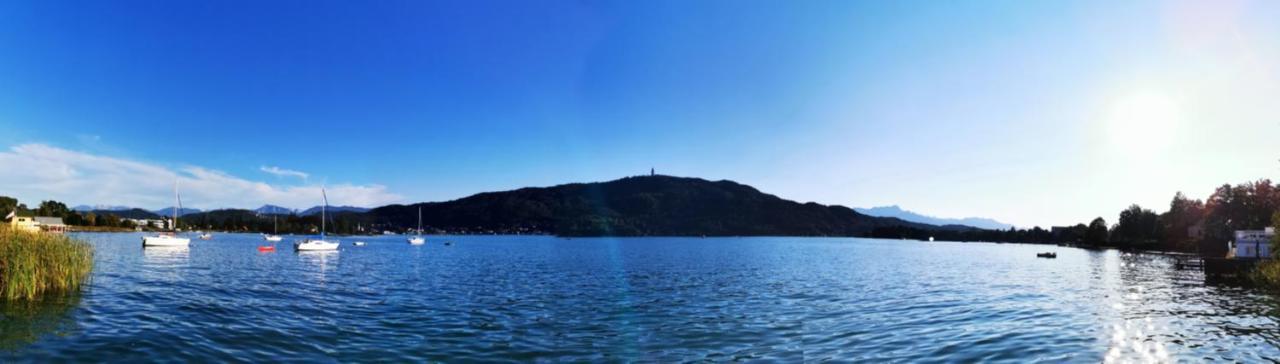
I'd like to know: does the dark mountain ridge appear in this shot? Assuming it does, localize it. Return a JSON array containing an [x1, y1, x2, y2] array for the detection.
[[365, 175, 947, 236], [87, 208, 162, 220], [176, 175, 975, 237]]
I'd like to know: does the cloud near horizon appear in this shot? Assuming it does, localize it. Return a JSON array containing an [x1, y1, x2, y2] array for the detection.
[[0, 144, 403, 210], [260, 165, 309, 180]]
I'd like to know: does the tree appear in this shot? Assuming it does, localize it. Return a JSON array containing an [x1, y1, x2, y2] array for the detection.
[[0, 196, 17, 217], [1271, 211, 1280, 258], [101, 214, 121, 227], [64, 212, 84, 226], [1114, 204, 1160, 248], [36, 200, 71, 218], [1161, 192, 1205, 252], [1086, 217, 1109, 246], [1202, 180, 1280, 256]]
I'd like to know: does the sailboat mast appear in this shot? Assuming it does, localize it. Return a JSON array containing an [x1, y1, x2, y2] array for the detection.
[[321, 188, 327, 238], [173, 181, 180, 232]]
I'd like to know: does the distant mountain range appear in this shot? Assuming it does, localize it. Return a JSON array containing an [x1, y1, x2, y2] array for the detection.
[[86, 208, 162, 220], [72, 205, 134, 212], [152, 207, 203, 217], [254, 204, 294, 215], [854, 205, 1012, 230], [66, 204, 369, 218], [299, 205, 369, 216]]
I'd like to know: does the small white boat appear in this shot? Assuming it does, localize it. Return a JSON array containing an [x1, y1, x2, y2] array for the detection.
[[198, 233, 213, 240], [145, 182, 190, 248], [264, 205, 283, 242], [408, 206, 425, 245], [296, 239, 339, 251], [352, 241, 366, 246], [143, 233, 190, 247], [295, 187, 339, 252]]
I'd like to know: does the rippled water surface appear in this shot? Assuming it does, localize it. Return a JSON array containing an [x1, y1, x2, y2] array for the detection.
[[4, 234, 1280, 362]]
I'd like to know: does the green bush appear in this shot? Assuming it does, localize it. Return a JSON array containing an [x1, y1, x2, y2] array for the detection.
[[1252, 259, 1280, 288], [0, 226, 93, 301]]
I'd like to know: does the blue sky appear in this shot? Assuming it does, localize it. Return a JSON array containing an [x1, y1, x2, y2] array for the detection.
[[1, 0, 1278, 227]]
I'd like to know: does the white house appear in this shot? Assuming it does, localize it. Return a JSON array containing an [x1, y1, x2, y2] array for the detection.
[[1231, 228, 1274, 259]]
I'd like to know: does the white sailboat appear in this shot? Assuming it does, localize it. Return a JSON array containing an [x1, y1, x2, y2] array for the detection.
[[407, 206, 425, 245], [295, 188, 339, 251], [264, 206, 283, 242], [143, 181, 191, 248]]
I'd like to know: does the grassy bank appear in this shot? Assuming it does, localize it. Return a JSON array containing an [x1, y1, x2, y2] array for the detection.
[[0, 226, 93, 301], [1254, 260, 1280, 288]]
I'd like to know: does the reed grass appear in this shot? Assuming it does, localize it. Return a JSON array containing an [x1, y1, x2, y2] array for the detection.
[[0, 226, 93, 301]]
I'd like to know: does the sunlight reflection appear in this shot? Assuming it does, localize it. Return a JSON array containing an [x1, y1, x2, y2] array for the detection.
[[142, 246, 189, 265], [1103, 254, 1173, 364], [297, 250, 339, 284]]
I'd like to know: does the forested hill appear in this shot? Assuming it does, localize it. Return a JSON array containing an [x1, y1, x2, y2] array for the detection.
[[366, 175, 941, 236]]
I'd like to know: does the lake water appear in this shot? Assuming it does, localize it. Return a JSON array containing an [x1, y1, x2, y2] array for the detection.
[[3, 233, 1280, 362]]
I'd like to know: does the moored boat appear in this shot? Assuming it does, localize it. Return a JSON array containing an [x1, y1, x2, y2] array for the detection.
[[264, 206, 283, 242], [408, 206, 425, 245], [296, 239, 339, 251], [144, 182, 190, 248], [144, 233, 190, 247], [294, 187, 339, 252]]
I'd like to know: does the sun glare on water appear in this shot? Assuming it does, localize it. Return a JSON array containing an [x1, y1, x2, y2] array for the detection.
[[1107, 91, 1181, 158]]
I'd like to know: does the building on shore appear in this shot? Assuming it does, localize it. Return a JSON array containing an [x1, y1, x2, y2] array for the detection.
[[1228, 228, 1274, 259], [127, 218, 167, 229], [9, 216, 67, 233], [10, 216, 40, 233]]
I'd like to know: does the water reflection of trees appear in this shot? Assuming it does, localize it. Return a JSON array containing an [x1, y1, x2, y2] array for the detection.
[[0, 295, 81, 350]]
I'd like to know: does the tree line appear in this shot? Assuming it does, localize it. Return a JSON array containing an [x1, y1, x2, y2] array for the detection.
[[871, 179, 1280, 255], [0, 197, 139, 229]]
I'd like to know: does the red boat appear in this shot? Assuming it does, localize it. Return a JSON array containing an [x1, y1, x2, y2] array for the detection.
[[258, 245, 276, 252]]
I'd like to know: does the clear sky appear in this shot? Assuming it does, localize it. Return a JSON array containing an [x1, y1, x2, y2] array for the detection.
[[1, 0, 1278, 227]]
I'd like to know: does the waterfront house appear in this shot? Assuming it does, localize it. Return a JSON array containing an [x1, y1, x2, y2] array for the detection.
[[9, 216, 67, 233], [34, 217, 67, 233], [10, 216, 41, 233], [1229, 228, 1274, 259]]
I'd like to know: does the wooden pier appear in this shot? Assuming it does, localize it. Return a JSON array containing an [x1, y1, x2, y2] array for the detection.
[[1174, 256, 1204, 270]]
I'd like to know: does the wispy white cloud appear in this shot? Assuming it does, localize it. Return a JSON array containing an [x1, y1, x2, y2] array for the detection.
[[260, 165, 309, 180], [0, 143, 402, 210]]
